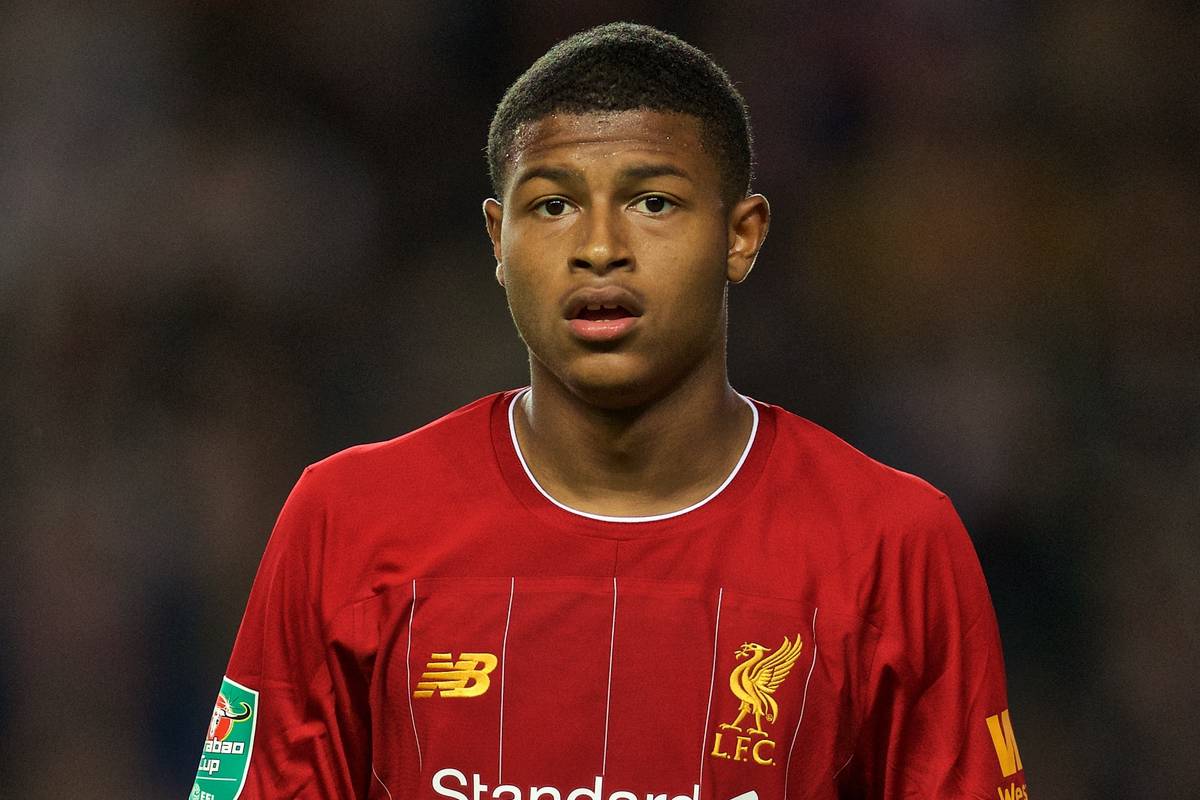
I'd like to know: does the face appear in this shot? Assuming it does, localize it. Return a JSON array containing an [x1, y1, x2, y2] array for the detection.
[[484, 110, 768, 408]]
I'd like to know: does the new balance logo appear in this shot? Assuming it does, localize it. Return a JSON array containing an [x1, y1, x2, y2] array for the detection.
[[414, 652, 498, 698]]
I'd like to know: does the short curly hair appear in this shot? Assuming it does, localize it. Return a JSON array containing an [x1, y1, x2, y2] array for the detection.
[[487, 22, 754, 205]]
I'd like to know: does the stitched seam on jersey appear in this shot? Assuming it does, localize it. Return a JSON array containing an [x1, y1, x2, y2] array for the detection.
[[698, 586, 724, 787], [406, 578, 423, 772], [294, 477, 383, 771], [498, 576, 515, 783], [883, 758, 993, 800], [508, 387, 759, 523], [950, 763, 999, 800], [371, 765, 394, 800], [949, 631, 1005, 798], [601, 576, 618, 775], [784, 606, 819, 800], [847, 622, 883, 770], [960, 600, 993, 641]]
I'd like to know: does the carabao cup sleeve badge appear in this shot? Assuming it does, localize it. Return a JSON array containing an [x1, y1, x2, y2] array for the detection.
[[191, 676, 259, 800]]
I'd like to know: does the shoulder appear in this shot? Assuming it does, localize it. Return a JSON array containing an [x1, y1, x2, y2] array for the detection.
[[260, 391, 514, 607], [295, 391, 511, 506], [754, 400, 974, 564], [757, 401, 989, 621], [761, 400, 948, 513]]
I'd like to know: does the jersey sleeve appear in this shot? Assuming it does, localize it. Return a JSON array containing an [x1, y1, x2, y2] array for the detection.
[[189, 467, 372, 799], [850, 495, 1028, 800]]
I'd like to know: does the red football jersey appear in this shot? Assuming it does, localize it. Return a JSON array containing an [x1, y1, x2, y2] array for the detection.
[[190, 390, 1028, 800]]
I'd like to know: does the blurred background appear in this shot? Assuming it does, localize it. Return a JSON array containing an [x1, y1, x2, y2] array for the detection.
[[2, 1, 1197, 796]]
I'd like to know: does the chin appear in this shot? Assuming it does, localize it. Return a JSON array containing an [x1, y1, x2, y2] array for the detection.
[[569, 383, 650, 411], [560, 357, 659, 410]]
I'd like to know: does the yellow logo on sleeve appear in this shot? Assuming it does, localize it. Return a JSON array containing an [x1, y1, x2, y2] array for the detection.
[[985, 708, 1023, 777], [414, 652, 499, 698], [710, 635, 804, 767]]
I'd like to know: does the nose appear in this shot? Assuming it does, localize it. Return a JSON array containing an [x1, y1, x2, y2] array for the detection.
[[570, 207, 632, 273]]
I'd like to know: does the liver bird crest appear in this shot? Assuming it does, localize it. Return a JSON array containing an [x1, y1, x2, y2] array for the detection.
[[719, 635, 804, 736]]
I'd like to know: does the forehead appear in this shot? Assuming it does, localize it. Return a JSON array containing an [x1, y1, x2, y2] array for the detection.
[[507, 110, 717, 186]]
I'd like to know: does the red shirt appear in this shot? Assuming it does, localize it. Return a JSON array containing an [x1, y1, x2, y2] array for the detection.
[[192, 390, 1028, 800]]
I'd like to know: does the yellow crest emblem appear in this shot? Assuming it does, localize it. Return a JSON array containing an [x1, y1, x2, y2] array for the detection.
[[711, 635, 804, 766]]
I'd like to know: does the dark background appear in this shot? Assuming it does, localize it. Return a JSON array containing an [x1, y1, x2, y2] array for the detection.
[[3, 2, 1197, 796]]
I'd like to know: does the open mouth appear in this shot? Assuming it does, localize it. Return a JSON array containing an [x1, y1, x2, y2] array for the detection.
[[566, 300, 641, 342], [563, 287, 643, 342], [575, 303, 635, 321]]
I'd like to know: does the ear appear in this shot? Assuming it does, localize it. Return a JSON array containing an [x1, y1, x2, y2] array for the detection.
[[482, 198, 505, 286], [725, 193, 770, 284]]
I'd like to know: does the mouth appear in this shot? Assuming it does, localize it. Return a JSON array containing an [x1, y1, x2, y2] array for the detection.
[[575, 302, 637, 322], [564, 287, 643, 343]]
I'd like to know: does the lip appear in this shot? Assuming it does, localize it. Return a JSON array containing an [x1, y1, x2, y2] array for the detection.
[[562, 285, 644, 343], [568, 315, 639, 342], [562, 285, 645, 320]]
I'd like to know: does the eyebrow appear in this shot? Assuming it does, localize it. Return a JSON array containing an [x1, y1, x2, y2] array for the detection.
[[512, 166, 580, 191], [512, 163, 693, 191], [618, 164, 692, 183]]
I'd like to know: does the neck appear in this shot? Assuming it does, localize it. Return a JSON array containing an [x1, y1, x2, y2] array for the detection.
[[513, 353, 754, 518]]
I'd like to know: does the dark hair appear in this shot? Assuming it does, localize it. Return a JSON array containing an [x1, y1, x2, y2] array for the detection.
[[487, 22, 754, 204]]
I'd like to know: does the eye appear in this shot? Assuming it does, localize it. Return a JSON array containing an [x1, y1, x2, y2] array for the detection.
[[534, 197, 574, 217], [631, 195, 676, 215]]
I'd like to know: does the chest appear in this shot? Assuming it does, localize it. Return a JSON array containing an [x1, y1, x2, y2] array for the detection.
[[351, 572, 876, 800]]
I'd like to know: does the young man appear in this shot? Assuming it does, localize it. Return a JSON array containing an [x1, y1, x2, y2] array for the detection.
[[191, 23, 1027, 800]]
